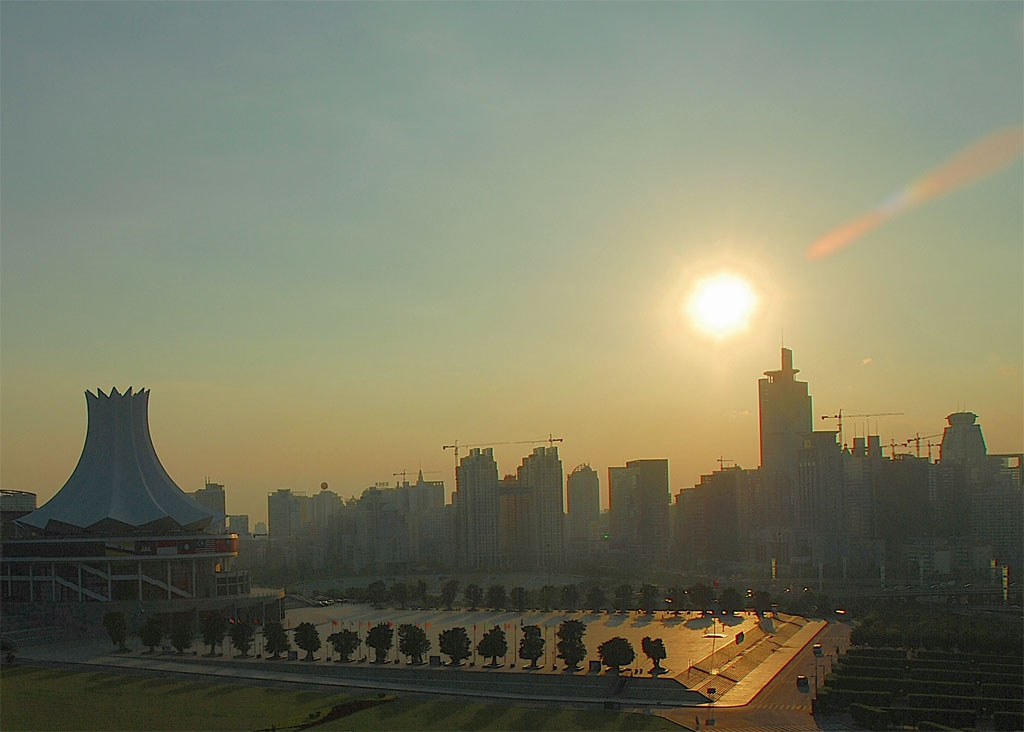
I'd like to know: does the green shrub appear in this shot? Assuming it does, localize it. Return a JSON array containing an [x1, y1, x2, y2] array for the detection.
[[848, 648, 905, 659], [982, 683, 1024, 700], [884, 706, 976, 728], [994, 711, 1024, 731], [907, 694, 981, 712], [916, 722, 962, 731], [821, 689, 894, 711], [849, 703, 890, 731]]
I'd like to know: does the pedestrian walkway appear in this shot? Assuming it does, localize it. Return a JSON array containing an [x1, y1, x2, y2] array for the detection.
[[712, 619, 826, 707]]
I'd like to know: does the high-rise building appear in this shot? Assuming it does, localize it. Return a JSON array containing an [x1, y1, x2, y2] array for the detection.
[[518, 446, 565, 567], [608, 458, 669, 561], [227, 514, 250, 536], [455, 447, 499, 568], [191, 481, 227, 533], [497, 475, 531, 567], [759, 347, 813, 474], [566, 464, 600, 544], [396, 471, 446, 564], [310, 483, 342, 526], [267, 489, 309, 537]]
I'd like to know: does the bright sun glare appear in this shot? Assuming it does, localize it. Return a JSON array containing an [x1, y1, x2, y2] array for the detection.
[[686, 272, 758, 339]]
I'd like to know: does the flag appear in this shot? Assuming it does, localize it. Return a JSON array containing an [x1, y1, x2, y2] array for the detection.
[[425, 623, 430, 629], [332, 620, 337, 626]]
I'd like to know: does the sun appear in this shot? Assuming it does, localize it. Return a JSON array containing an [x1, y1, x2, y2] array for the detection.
[[685, 272, 758, 338]]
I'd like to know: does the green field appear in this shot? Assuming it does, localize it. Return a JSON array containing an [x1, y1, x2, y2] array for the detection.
[[0, 666, 681, 731]]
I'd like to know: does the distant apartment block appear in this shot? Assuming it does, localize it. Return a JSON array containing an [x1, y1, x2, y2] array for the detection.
[[455, 448, 500, 569]]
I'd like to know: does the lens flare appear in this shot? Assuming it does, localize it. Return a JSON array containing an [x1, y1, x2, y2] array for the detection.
[[806, 126, 1024, 260]]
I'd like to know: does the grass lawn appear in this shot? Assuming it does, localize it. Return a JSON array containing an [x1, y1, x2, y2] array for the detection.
[[331, 698, 681, 731], [1, 666, 681, 731], [0, 666, 352, 731]]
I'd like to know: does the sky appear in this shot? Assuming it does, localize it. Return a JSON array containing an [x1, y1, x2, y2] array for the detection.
[[2, 2, 1022, 525]]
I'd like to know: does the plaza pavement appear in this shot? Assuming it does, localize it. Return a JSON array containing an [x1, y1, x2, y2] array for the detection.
[[16, 604, 825, 712]]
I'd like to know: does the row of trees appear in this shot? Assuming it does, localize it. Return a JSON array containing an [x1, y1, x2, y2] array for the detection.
[[102, 611, 670, 673], [331, 580, 772, 615]]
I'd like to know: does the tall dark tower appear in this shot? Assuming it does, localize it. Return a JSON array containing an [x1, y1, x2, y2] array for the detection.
[[758, 348, 813, 475]]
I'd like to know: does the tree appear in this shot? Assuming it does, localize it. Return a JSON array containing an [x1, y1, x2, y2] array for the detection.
[[463, 583, 483, 610], [477, 625, 508, 667], [327, 628, 360, 662], [689, 582, 714, 611], [666, 586, 686, 613], [639, 584, 659, 614], [519, 625, 544, 669], [510, 586, 529, 612], [366, 580, 388, 607], [366, 622, 393, 663], [169, 615, 193, 654], [641, 636, 667, 674], [614, 583, 634, 612], [556, 619, 586, 671], [585, 586, 608, 612], [294, 621, 321, 660], [440, 580, 459, 610], [719, 587, 743, 614], [230, 620, 255, 657], [598, 636, 635, 673], [139, 616, 163, 653], [485, 584, 507, 611], [398, 624, 430, 664], [752, 590, 772, 615], [103, 611, 128, 652], [538, 585, 557, 611], [391, 582, 408, 609], [201, 613, 227, 656], [264, 621, 289, 659], [414, 580, 428, 607], [438, 627, 471, 666], [561, 583, 580, 611]]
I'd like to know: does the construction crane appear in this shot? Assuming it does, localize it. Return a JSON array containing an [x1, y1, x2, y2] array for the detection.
[[392, 469, 441, 486], [442, 435, 564, 470], [902, 433, 943, 460], [820, 410, 904, 447], [717, 457, 737, 470]]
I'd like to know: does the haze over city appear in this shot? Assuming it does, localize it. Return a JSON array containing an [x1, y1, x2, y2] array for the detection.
[[2, 2, 1021, 526]]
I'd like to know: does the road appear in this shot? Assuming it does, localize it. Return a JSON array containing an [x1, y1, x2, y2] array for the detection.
[[663, 621, 853, 732]]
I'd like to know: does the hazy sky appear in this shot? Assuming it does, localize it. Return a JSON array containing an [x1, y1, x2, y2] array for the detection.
[[3, 2, 1022, 524]]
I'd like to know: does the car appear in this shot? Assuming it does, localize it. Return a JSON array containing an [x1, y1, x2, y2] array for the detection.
[[796, 675, 809, 689], [813, 643, 823, 656]]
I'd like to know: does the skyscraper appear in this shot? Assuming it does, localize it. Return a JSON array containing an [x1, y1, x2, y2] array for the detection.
[[566, 464, 600, 544], [455, 447, 499, 568], [758, 347, 813, 474], [518, 446, 565, 567], [608, 458, 669, 561]]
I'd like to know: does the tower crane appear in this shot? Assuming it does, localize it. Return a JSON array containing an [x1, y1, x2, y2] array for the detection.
[[820, 410, 904, 448], [442, 435, 564, 471], [392, 469, 441, 486], [902, 433, 943, 460]]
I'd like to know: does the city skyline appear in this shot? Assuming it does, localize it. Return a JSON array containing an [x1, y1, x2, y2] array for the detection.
[[2, 2, 1021, 525]]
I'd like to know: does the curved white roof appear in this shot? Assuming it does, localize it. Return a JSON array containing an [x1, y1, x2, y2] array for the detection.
[[18, 388, 216, 534]]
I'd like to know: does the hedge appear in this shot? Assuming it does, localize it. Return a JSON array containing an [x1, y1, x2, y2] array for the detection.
[[994, 711, 1024, 731], [849, 703, 890, 731], [883, 706, 976, 728], [917, 649, 1022, 664], [982, 683, 1024, 700], [916, 722, 962, 732], [907, 693, 981, 711], [847, 648, 906, 659], [911, 668, 1010, 684], [812, 688, 894, 712]]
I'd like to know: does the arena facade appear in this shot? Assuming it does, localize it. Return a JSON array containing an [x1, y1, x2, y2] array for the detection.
[[1, 388, 280, 634]]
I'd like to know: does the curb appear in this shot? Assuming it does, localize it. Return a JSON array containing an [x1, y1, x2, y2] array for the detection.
[[708, 620, 829, 708]]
